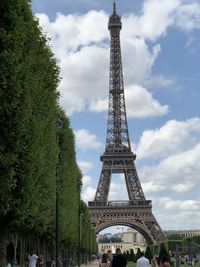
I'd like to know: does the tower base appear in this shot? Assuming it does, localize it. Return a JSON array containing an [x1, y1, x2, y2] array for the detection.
[[88, 200, 165, 245]]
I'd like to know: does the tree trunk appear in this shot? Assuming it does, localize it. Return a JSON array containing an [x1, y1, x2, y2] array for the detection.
[[20, 238, 25, 267], [12, 234, 18, 264], [0, 226, 8, 267]]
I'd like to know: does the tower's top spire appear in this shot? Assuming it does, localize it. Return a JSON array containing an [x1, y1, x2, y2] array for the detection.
[[113, 1, 116, 14], [108, 1, 122, 30]]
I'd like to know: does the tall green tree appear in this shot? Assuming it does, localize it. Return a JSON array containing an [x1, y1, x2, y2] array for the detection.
[[135, 248, 142, 262], [126, 250, 130, 261], [58, 110, 82, 250], [145, 246, 153, 262], [158, 242, 170, 263], [0, 0, 59, 264], [0, 0, 97, 264], [130, 249, 135, 262]]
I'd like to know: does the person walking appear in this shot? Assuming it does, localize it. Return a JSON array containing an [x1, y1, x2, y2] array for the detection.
[[107, 250, 113, 267], [136, 252, 150, 267], [151, 257, 159, 267], [28, 249, 38, 267], [159, 257, 170, 267], [112, 248, 127, 267], [99, 253, 110, 267]]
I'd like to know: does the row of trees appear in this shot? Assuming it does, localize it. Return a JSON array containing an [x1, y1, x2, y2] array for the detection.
[[0, 0, 97, 266], [164, 235, 200, 255], [150, 235, 200, 263], [99, 237, 122, 243], [123, 244, 170, 263]]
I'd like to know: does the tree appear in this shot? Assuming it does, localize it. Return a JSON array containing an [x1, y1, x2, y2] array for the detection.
[[58, 110, 81, 251], [145, 246, 153, 262], [130, 249, 135, 262], [135, 248, 142, 262], [158, 242, 170, 263], [167, 234, 183, 241], [0, 0, 97, 264], [126, 250, 130, 261], [0, 0, 59, 264]]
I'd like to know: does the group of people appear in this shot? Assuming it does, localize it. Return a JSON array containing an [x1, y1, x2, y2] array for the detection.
[[99, 248, 127, 267], [27, 250, 57, 267], [8, 248, 171, 267], [27, 249, 47, 267], [137, 252, 170, 267], [99, 249, 171, 267]]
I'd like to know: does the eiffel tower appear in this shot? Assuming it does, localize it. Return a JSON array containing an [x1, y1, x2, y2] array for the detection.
[[88, 3, 165, 244]]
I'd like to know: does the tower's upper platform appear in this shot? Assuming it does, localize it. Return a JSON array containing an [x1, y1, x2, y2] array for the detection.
[[108, 2, 122, 30]]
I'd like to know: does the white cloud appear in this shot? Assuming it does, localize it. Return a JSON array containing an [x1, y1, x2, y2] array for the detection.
[[81, 186, 96, 203], [78, 161, 94, 173], [122, 0, 180, 41], [125, 85, 169, 118], [122, 39, 161, 85], [109, 182, 129, 201], [90, 85, 169, 118], [163, 199, 200, 211], [139, 143, 200, 194], [82, 175, 93, 186], [153, 197, 200, 230], [37, 11, 108, 57], [144, 75, 173, 89], [175, 3, 200, 31], [136, 117, 200, 159], [75, 129, 102, 150], [142, 181, 165, 193], [171, 183, 195, 193], [89, 98, 108, 112], [59, 45, 109, 115], [122, 0, 200, 41]]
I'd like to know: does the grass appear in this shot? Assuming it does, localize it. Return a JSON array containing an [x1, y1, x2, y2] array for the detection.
[[127, 262, 200, 267], [127, 262, 136, 267]]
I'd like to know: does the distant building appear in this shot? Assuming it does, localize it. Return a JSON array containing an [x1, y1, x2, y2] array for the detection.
[[164, 230, 200, 238], [98, 228, 146, 254]]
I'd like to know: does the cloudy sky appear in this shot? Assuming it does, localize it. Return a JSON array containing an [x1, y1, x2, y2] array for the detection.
[[32, 0, 200, 232]]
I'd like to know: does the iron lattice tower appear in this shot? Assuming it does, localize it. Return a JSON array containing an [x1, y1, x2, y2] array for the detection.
[[89, 3, 165, 244]]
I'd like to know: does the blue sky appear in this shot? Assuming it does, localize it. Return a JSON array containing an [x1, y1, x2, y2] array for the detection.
[[32, 0, 200, 232]]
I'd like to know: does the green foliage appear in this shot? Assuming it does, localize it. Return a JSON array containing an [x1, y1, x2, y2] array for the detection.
[[145, 246, 153, 262], [0, 0, 97, 263], [192, 235, 200, 245], [58, 109, 81, 249], [166, 240, 182, 252], [0, 0, 59, 233], [150, 244, 160, 256], [99, 236, 122, 243], [129, 249, 135, 262], [127, 263, 136, 267], [167, 234, 184, 241], [135, 248, 142, 262], [126, 251, 130, 261], [80, 201, 96, 253], [158, 243, 170, 262]]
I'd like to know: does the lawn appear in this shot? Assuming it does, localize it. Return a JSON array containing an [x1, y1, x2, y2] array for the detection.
[[127, 262, 200, 267], [127, 262, 136, 267]]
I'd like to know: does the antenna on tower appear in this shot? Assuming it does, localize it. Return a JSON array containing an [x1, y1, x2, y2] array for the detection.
[[113, 0, 116, 14]]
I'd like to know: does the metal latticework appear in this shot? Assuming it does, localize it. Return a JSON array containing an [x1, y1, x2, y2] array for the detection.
[[94, 4, 145, 202], [89, 3, 165, 244], [106, 3, 130, 154], [88, 201, 165, 245]]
